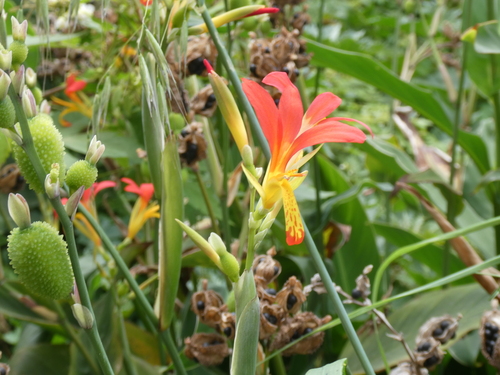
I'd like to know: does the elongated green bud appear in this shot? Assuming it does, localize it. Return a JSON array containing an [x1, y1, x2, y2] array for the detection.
[[7, 221, 74, 299], [7, 193, 30, 229], [12, 113, 65, 193], [65, 160, 98, 193], [208, 233, 240, 282], [71, 304, 94, 329]]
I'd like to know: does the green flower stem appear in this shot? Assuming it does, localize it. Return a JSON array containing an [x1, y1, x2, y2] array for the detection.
[[52, 301, 101, 375], [245, 188, 257, 271], [303, 225, 376, 375], [78, 204, 188, 375], [8, 85, 115, 375], [198, 0, 270, 158], [373, 215, 500, 303], [194, 164, 220, 235]]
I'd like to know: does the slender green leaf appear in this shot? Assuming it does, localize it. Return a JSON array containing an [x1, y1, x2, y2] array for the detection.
[[305, 358, 349, 375]]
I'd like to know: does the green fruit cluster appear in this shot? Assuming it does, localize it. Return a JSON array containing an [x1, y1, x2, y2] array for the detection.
[[7, 221, 74, 300], [13, 114, 65, 194], [66, 160, 98, 192], [0, 96, 15, 128]]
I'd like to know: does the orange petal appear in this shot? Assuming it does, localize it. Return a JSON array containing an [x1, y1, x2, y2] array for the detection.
[[278, 83, 303, 147], [281, 179, 304, 245], [262, 71, 294, 92], [302, 92, 342, 132]]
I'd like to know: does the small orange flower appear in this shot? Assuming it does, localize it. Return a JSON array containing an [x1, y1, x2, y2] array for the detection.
[[121, 178, 160, 239], [51, 74, 92, 127], [242, 73, 372, 245]]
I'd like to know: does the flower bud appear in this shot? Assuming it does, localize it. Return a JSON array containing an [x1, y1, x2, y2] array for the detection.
[[71, 303, 94, 329], [40, 99, 51, 114], [32, 86, 43, 104], [65, 186, 85, 220], [85, 135, 105, 165], [241, 144, 258, 176], [0, 49, 12, 71], [44, 163, 60, 198], [10, 65, 25, 94], [9, 41, 28, 69], [0, 73, 15, 129], [7, 221, 74, 299], [7, 193, 30, 229], [12, 113, 66, 193], [22, 87, 37, 118], [11, 17, 27, 42], [25, 67, 36, 88], [65, 160, 98, 193], [208, 233, 240, 282]]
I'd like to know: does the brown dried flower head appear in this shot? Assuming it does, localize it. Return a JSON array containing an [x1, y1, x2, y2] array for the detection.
[[257, 284, 278, 304], [167, 35, 217, 77], [184, 333, 230, 366], [276, 276, 307, 314], [260, 303, 286, 340], [191, 289, 224, 327], [252, 254, 281, 286], [480, 309, 500, 368], [389, 362, 428, 375], [178, 122, 207, 167], [218, 312, 236, 340], [291, 8, 311, 33], [190, 85, 217, 117], [414, 337, 444, 370], [351, 265, 373, 300], [417, 314, 460, 345], [270, 312, 331, 356]]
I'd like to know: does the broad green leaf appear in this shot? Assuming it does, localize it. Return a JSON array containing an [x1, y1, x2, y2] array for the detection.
[[474, 169, 500, 191], [317, 155, 381, 292], [9, 343, 70, 375], [475, 23, 500, 54], [305, 358, 349, 375], [448, 330, 480, 367], [341, 284, 491, 374], [125, 322, 161, 365], [307, 39, 491, 174]]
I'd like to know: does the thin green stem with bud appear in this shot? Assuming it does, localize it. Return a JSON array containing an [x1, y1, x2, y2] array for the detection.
[[8, 84, 115, 375], [245, 188, 257, 271]]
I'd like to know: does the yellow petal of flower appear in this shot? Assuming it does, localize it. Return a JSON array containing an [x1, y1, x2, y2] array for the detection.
[[281, 178, 304, 245]]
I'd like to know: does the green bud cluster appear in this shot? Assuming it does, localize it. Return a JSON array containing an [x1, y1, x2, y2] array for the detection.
[[65, 160, 98, 193], [13, 114, 65, 193], [7, 221, 74, 300]]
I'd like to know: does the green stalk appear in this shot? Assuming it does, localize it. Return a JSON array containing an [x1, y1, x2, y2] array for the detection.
[[52, 301, 101, 375], [8, 86, 114, 375], [194, 169, 220, 234], [373, 215, 500, 303], [78, 205, 188, 375], [303, 225, 376, 375], [444, 0, 471, 277], [113, 290, 139, 375], [245, 189, 257, 271], [0, 4, 7, 48]]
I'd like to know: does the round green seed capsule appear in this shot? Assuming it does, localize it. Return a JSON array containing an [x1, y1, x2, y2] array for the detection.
[[66, 160, 98, 193], [7, 221, 74, 300], [9, 41, 28, 68], [0, 96, 15, 128], [12, 114, 66, 194]]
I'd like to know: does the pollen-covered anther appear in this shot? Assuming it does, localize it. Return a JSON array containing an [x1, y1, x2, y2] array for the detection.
[[184, 333, 230, 366], [252, 253, 282, 286], [191, 288, 224, 328]]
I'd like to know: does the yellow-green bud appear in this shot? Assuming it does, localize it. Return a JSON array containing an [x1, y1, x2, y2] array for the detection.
[[9, 41, 28, 69], [22, 88, 37, 118], [0, 49, 12, 71], [461, 26, 477, 43], [25, 67, 36, 88], [10, 66, 25, 94], [219, 252, 240, 283], [65, 160, 98, 193], [71, 303, 94, 329], [32, 87, 43, 105], [7, 221, 74, 300], [226, 290, 235, 312], [12, 114, 66, 194], [45, 163, 61, 198]]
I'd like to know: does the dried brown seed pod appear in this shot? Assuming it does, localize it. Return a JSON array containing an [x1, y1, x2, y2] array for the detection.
[[351, 265, 373, 300], [414, 337, 444, 370], [257, 284, 278, 304], [0, 164, 25, 194], [184, 333, 230, 366], [291, 9, 311, 33], [0, 362, 9, 375], [481, 310, 500, 367], [259, 303, 286, 340], [303, 273, 327, 296], [253, 254, 281, 286], [190, 85, 218, 117], [218, 312, 236, 340], [276, 276, 307, 314], [191, 290, 224, 327], [167, 35, 217, 77], [178, 122, 207, 167], [269, 312, 332, 356], [389, 362, 428, 375], [417, 314, 460, 344]]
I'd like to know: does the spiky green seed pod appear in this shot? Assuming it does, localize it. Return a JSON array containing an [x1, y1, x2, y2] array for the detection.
[[9, 41, 28, 68], [65, 160, 98, 193], [0, 96, 15, 128], [7, 221, 74, 300], [12, 114, 65, 194]]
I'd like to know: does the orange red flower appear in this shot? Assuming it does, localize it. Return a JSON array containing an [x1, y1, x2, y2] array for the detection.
[[242, 72, 372, 245], [51, 74, 92, 127]]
